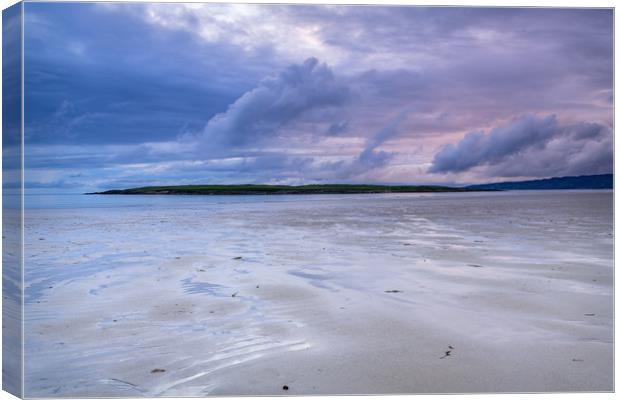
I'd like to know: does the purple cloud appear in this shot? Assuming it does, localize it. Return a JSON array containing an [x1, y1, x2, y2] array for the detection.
[[20, 4, 613, 191], [197, 57, 349, 150], [429, 114, 612, 178]]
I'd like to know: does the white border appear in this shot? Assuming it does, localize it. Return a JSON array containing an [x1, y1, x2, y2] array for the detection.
[[0, 1, 615, 400]]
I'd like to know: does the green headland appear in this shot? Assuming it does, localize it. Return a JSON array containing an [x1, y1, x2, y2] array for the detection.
[[89, 184, 483, 195]]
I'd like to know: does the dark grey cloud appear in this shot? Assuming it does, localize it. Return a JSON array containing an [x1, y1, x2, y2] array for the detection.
[[486, 123, 612, 178], [429, 114, 612, 178], [357, 111, 408, 169], [326, 121, 349, 135], [3, 3, 22, 149], [429, 115, 558, 173], [2, 3, 22, 196], [196, 57, 349, 150], [19, 4, 613, 190], [308, 111, 410, 181], [24, 3, 273, 146]]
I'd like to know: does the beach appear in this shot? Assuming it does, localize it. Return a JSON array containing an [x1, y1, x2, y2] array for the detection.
[[23, 190, 613, 396]]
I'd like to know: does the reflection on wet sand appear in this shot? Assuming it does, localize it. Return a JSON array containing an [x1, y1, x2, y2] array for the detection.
[[24, 191, 612, 396]]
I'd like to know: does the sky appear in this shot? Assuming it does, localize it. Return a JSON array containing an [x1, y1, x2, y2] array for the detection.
[[15, 3, 614, 191]]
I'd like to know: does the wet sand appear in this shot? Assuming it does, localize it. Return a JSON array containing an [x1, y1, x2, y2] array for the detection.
[[23, 190, 613, 396]]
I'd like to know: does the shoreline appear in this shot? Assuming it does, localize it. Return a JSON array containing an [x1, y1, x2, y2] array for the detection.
[[86, 184, 486, 196], [85, 174, 613, 195]]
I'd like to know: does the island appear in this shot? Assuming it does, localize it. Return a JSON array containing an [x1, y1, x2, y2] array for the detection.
[[88, 174, 613, 195], [88, 184, 483, 195]]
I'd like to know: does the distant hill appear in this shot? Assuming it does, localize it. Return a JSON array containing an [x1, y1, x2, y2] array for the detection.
[[466, 174, 613, 190], [89, 184, 484, 195], [89, 175, 613, 195]]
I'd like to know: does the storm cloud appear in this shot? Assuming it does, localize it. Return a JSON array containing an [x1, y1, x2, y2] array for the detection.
[[429, 115, 612, 178], [19, 4, 613, 191], [197, 57, 349, 150], [357, 111, 408, 169]]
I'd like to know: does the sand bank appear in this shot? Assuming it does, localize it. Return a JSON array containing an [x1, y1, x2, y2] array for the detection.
[[23, 191, 613, 396]]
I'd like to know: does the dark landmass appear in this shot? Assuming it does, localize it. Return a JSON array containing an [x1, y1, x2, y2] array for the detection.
[[466, 174, 612, 191], [88, 184, 483, 195], [88, 174, 612, 195]]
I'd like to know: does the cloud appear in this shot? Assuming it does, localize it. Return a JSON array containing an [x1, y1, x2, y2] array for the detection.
[[196, 57, 349, 150], [357, 111, 408, 169], [326, 120, 348, 135], [486, 123, 612, 178], [429, 115, 558, 173], [311, 111, 409, 181], [24, 3, 265, 146], [21, 4, 613, 191], [3, 3, 22, 148], [122, 3, 349, 68], [429, 114, 612, 178]]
